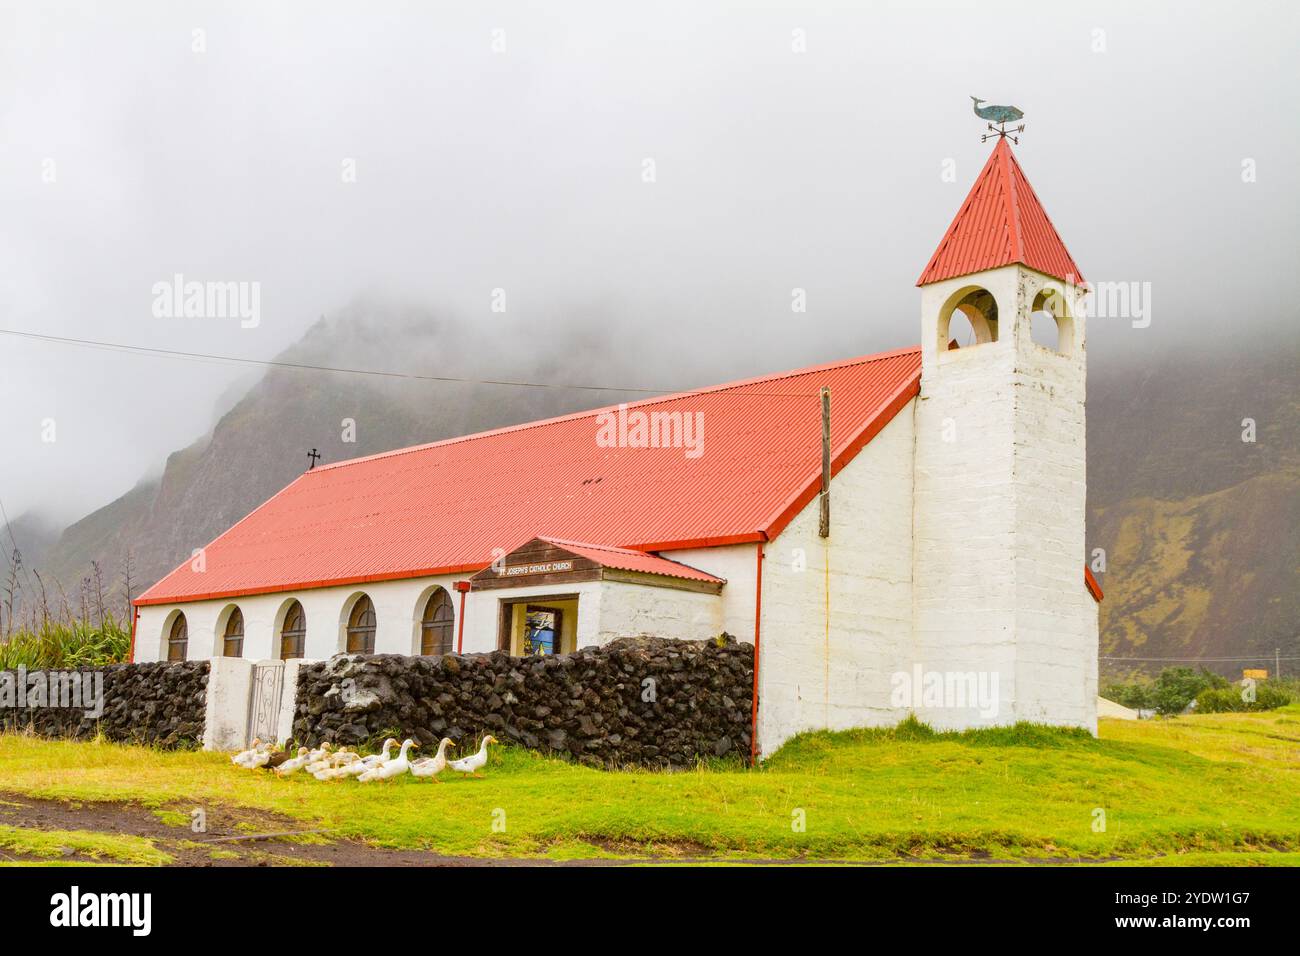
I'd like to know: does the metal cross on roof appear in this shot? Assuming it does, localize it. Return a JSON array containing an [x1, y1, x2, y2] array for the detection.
[[971, 96, 1026, 144], [307, 448, 321, 470]]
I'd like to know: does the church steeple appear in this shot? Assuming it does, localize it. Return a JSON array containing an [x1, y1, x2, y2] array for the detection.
[[910, 131, 1095, 733], [918, 139, 1083, 287]]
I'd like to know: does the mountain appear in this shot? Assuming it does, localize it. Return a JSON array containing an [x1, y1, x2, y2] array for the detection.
[[15, 305, 1300, 678], [1087, 341, 1300, 679], [31, 300, 662, 617]]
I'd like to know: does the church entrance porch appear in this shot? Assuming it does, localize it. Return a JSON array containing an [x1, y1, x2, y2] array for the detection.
[[468, 536, 726, 656]]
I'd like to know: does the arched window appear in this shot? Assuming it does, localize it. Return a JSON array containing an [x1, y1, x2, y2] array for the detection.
[[167, 613, 188, 662], [939, 286, 998, 348], [346, 595, 376, 654], [420, 588, 455, 656], [280, 600, 306, 660], [1030, 288, 1073, 355], [222, 608, 244, 657]]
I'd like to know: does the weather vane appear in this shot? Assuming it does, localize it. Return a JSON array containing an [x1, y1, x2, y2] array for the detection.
[[971, 96, 1025, 144]]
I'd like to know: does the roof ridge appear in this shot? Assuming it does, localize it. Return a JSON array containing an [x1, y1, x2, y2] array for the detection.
[[1000, 140, 1023, 261], [310, 344, 922, 474], [538, 536, 726, 583], [539, 536, 642, 554]]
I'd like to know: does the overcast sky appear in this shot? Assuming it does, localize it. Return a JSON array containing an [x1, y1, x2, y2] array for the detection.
[[1, 0, 1297, 523]]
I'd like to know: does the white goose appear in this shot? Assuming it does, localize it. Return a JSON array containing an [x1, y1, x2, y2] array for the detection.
[[274, 747, 313, 776], [357, 739, 418, 782], [447, 735, 498, 779], [304, 743, 337, 774], [409, 738, 456, 782], [244, 743, 276, 770], [339, 738, 398, 777], [231, 738, 265, 767], [313, 753, 363, 781]]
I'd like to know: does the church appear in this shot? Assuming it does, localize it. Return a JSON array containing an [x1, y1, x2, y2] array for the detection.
[[132, 138, 1102, 757]]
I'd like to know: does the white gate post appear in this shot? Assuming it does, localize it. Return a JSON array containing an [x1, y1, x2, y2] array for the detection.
[[203, 657, 254, 751], [275, 659, 304, 745]]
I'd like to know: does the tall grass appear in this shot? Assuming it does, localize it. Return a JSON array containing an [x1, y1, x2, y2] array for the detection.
[[0, 615, 131, 670]]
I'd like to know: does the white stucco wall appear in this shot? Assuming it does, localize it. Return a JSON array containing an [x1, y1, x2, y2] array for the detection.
[[752, 406, 916, 756], [136, 573, 724, 663], [594, 580, 722, 643], [134, 571, 464, 663], [202, 655, 253, 750], [660, 542, 758, 641]]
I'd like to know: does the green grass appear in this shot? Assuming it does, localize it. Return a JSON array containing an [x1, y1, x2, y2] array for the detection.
[[0, 707, 1297, 864], [0, 823, 172, 865]]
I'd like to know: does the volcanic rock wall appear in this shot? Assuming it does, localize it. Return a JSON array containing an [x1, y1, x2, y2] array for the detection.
[[0, 661, 208, 747], [291, 636, 754, 768]]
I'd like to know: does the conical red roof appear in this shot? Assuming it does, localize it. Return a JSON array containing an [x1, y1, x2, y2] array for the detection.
[[917, 139, 1083, 286]]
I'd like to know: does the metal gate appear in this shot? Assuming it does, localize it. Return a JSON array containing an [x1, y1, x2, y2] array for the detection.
[[246, 662, 284, 747]]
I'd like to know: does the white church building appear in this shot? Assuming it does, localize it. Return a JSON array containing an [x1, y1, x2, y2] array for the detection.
[[133, 138, 1102, 757]]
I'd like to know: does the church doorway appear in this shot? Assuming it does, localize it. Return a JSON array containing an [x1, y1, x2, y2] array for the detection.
[[497, 595, 578, 656]]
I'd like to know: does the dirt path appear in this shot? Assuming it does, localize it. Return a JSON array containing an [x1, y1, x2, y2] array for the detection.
[[0, 792, 546, 866], [4, 792, 1229, 867]]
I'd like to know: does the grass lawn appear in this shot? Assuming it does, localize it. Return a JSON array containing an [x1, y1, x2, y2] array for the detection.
[[0, 823, 172, 866], [0, 707, 1297, 864]]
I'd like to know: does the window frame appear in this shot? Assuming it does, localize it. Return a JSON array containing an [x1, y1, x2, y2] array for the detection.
[[280, 600, 306, 660], [419, 588, 455, 656], [166, 613, 189, 662], [345, 595, 376, 654], [221, 607, 244, 658]]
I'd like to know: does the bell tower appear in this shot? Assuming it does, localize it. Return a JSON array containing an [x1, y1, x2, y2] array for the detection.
[[911, 138, 1097, 732]]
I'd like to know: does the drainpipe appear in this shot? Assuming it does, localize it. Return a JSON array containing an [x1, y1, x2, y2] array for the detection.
[[454, 581, 470, 653], [750, 540, 765, 765], [127, 604, 140, 663]]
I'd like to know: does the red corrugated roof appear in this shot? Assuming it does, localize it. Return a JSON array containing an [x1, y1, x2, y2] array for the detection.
[[917, 139, 1084, 287], [537, 538, 725, 585], [137, 347, 921, 606]]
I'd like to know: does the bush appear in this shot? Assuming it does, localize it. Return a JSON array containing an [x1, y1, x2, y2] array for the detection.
[[1195, 683, 1294, 713], [1152, 667, 1228, 715], [1102, 681, 1156, 711]]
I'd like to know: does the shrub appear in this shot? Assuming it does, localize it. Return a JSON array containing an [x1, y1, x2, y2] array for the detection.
[[1102, 681, 1156, 711], [1152, 667, 1228, 715], [1195, 683, 1294, 713]]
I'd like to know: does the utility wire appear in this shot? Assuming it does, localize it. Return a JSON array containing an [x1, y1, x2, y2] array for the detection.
[[1101, 655, 1299, 662], [0, 328, 830, 400]]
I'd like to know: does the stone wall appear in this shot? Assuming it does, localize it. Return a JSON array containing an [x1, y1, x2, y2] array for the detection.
[[292, 636, 754, 768], [0, 661, 208, 747]]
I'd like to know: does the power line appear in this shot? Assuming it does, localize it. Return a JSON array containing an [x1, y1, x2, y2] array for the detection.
[[0, 328, 826, 400], [1101, 655, 1300, 662]]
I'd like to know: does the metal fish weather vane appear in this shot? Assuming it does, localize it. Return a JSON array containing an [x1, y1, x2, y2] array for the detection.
[[971, 96, 1025, 144]]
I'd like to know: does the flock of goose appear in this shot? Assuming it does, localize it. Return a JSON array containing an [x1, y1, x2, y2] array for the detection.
[[230, 735, 499, 783]]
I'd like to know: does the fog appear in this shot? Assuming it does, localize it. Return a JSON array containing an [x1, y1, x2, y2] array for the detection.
[[1, 0, 1297, 523]]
